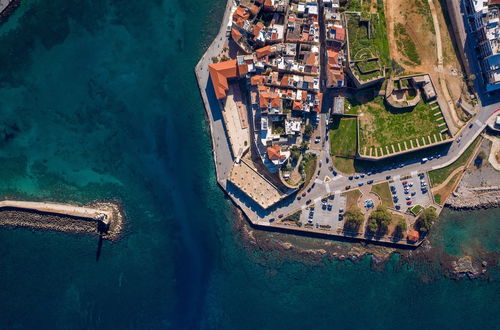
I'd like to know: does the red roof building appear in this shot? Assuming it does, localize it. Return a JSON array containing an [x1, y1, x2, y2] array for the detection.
[[267, 145, 285, 161], [408, 230, 420, 242], [208, 60, 239, 100]]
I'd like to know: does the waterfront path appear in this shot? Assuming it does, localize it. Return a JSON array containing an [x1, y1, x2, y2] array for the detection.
[[0, 200, 112, 222]]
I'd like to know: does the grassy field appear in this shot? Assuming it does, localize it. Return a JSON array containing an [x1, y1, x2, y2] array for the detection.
[[329, 118, 358, 157], [358, 97, 447, 155], [345, 189, 362, 210], [300, 153, 317, 191], [371, 182, 394, 208], [429, 137, 481, 186], [394, 23, 421, 65], [333, 156, 355, 174]]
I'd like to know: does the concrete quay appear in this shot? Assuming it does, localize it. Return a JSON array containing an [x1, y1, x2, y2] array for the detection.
[[195, 0, 500, 248]]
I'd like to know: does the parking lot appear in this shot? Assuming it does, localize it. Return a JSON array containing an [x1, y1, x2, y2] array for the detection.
[[390, 172, 432, 212], [300, 192, 347, 231]]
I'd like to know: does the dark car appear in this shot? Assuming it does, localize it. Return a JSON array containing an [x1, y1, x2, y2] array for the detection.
[[302, 192, 306, 197], [395, 205, 401, 210], [306, 199, 312, 204], [326, 158, 330, 163], [358, 182, 364, 186], [311, 183, 316, 189], [348, 176, 353, 180], [269, 218, 275, 222], [332, 170, 337, 176], [278, 214, 284, 218], [386, 175, 391, 180], [345, 185, 351, 190], [307, 188, 312, 193], [327, 204, 333, 211], [367, 180, 374, 184]]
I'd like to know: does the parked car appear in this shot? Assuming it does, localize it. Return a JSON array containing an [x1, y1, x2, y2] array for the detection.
[[302, 192, 306, 197], [360, 174, 365, 178], [327, 204, 333, 211], [297, 196, 302, 200], [348, 176, 353, 180], [367, 180, 374, 184], [406, 196, 411, 200], [322, 204, 327, 210], [402, 180, 408, 185], [395, 205, 401, 210], [345, 185, 351, 190], [332, 170, 337, 176], [354, 175, 360, 179], [315, 136, 321, 143], [338, 214, 344, 221], [278, 214, 284, 218], [358, 182, 364, 186], [269, 218, 275, 223], [326, 157, 330, 163], [306, 199, 312, 204], [406, 201, 413, 205], [386, 175, 391, 180], [411, 192, 416, 196]]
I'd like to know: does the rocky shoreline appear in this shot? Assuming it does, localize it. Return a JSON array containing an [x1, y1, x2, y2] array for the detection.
[[0, 200, 125, 241], [232, 206, 497, 280], [445, 188, 500, 210]]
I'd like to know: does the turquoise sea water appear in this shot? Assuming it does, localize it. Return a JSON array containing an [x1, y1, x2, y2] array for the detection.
[[0, 0, 498, 328]]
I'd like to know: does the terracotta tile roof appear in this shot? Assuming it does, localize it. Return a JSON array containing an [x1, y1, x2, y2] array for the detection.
[[327, 49, 339, 65], [208, 59, 239, 99], [408, 230, 420, 242], [306, 52, 317, 66], [231, 28, 243, 41], [271, 96, 281, 108], [334, 27, 345, 41], [233, 6, 250, 27], [255, 45, 274, 58], [293, 101, 303, 110], [250, 75, 265, 85], [267, 145, 285, 160]]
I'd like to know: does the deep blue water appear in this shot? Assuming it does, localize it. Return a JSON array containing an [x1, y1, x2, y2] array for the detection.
[[0, 0, 498, 329]]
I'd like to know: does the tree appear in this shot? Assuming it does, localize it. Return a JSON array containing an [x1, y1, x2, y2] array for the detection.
[[416, 207, 437, 233], [368, 205, 392, 233], [344, 207, 364, 232], [303, 124, 313, 138], [300, 142, 309, 152], [366, 218, 378, 233], [290, 146, 301, 163]]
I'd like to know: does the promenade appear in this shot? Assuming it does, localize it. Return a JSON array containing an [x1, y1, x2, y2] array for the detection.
[[196, 0, 500, 247]]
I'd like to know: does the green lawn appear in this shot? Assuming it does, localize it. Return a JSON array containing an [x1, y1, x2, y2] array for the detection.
[[410, 204, 423, 215], [359, 97, 447, 153], [333, 156, 355, 174], [371, 182, 394, 208], [428, 137, 481, 186], [329, 118, 358, 157], [300, 153, 317, 190]]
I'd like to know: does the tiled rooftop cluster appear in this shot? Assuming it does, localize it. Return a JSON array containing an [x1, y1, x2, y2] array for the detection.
[[209, 0, 350, 170], [323, 0, 346, 88], [466, 0, 500, 92]]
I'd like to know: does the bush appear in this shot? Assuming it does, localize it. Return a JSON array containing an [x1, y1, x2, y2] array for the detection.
[[344, 207, 365, 232], [416, 207, 437, 233]]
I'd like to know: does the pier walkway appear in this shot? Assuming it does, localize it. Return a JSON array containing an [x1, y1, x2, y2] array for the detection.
[[0, 200, 112, 225]]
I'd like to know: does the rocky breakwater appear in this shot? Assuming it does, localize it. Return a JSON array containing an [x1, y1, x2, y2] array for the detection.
[[0, 200, 125, 241]]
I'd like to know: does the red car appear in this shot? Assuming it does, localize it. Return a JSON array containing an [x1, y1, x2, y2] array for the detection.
[[402, 180, 408, 185], [406, 201, 413, 205], [278, 214, 284, 218]]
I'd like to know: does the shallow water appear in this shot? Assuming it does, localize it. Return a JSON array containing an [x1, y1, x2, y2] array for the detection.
[[0, 0, 498, 328]]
